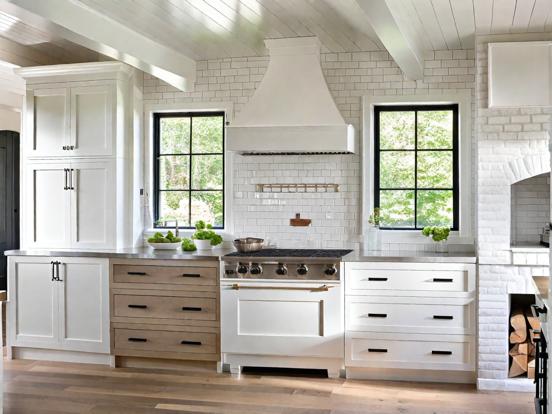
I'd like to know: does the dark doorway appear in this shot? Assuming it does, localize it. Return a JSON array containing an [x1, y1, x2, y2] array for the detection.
[[0, 130, 19, 290]]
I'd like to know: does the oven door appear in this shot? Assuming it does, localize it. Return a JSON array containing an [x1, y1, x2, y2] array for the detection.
[[221, 280, 343, 358], [534, 330, 548, 414]]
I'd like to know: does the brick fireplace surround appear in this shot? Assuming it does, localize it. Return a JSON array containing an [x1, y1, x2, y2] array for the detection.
[[477, 32, 552, 391]]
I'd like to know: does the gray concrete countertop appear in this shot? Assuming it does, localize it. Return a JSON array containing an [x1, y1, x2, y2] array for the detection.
[[343, 249, 477, 263], [4, 247, 235, 260]]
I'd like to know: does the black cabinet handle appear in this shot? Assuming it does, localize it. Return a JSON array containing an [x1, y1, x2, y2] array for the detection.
[[128, 337, 147, 342], [51, 261, 56, 281], [180, 340, 202, 346], [433, 278, 453, 283], [368, 313, 387, 318], [128, 304, 148, 309], [368, 277, 388, 281], [433, 315, 454, 320], [127, 271, 147, 276], [368, 348, 388, 353], [182, 306, 202, 312], [432, 350, 452, 355], [182, 273, 201, 278], [63, 169, 69, 190], [55, 261, 62, 281]]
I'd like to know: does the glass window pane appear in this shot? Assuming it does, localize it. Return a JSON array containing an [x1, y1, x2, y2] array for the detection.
[[191, 155, 223, 190], [159, 156, 189, 190], [417, 190, 453, 228], [192, 116, 223, 153], [159, 191, 190, 227], [379, 111, 415, 149], [418, 110, 453, 149], [379, 190, 415, 228], [380, 151, 415, 188], [417, 151, 453, 188], [160, 117, 190, 154], [191, 191, 223, 227]]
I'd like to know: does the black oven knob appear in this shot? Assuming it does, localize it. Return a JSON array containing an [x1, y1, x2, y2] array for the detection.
[[237, 263, 249, 274], [325, 265, 337, 276], [297, 264, 308, 276], [250, 263, 263, 275], [276, 264, 288, 276]]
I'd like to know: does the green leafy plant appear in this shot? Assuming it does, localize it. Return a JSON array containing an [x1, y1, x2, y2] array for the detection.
[[192, 221, 223, 246], [368, 208, 381, 226], [181, 238, 197, 251], [421, 226, 450, 242], [147, 231, 182, 244]]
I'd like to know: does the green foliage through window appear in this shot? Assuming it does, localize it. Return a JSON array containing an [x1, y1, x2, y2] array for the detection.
[[375, 105, 458, 230], [154, 112, 224, 228]]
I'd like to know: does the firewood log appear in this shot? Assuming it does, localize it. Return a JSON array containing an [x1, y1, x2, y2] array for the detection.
[[509, 353, 528, 378], [509, 307, 527, 344]]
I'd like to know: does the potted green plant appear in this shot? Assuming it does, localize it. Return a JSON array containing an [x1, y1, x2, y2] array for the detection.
[[421, 226, 450, 252], [365, 208, 381, 250], [192, 220, 223, 250]]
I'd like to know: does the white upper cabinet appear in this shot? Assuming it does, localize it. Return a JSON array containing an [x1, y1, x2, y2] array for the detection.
[[70, 85, 114, 157], [488, 42, 552, 108]]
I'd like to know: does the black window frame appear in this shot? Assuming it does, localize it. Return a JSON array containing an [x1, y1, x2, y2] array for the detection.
[[153, 111, 225, 230], [374, 104, 459, 231]]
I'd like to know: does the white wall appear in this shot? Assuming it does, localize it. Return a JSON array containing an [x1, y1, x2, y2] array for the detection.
[[143, 49, 475, 250], [0, 108, 20, 132]]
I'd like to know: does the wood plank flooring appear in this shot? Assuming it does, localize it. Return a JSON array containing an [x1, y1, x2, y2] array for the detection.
[[3, 359, 534, 414]]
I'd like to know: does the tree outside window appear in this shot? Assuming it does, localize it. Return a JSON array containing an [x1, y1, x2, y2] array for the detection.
[[374, 105, 459, 230]]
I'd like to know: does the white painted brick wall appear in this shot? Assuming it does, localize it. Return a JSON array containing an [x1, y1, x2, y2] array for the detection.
[[143, 49, 475, 249], [476, 32, 552, 389]]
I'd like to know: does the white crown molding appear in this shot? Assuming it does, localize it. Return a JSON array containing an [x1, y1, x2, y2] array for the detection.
[[15, 61, 133, 80]]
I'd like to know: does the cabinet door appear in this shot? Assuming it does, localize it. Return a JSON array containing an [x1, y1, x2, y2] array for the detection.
[[7, 257, 59, 348], [69, 160, 116, 249], [25, 163, 71, 248], [26, 88, 69, 157], [70, 85, 114, 157], [58, 258, 109, 353]]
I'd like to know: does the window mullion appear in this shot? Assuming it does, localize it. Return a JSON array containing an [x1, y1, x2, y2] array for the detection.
[[188, 116, 193, 228], [414, 110, 418, 229]]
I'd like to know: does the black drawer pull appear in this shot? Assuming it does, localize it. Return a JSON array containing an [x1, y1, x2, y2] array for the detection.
[[182, 273, 201, 278], [368, 277, 388, 281], [368, 348, 388, 353], [128, 304, 148, 309], [181, 340, 202, 346], [128, 337, 147, 342], [128, 271, 147, 276], [433, 278, 453, 283], [368, 313, 388, 318], [432, 350, 452, 355], [182, 306, 202, 312], [433, 315, 454, 320]]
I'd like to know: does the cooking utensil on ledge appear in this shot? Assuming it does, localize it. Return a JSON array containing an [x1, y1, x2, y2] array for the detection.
[[233, 238, 264, 253]]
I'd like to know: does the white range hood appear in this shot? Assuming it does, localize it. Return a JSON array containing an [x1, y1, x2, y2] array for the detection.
[[227, 37, 355, 154]]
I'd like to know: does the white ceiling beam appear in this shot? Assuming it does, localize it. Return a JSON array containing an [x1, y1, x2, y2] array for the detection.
[[354, 0, 424, 80], [0, 0, 196, 91]]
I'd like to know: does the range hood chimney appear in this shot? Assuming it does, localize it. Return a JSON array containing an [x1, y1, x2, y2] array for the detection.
[[227, 37, 355, 154]]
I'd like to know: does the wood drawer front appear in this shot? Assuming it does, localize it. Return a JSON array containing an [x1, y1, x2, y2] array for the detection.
[[346, 298, 473, 335], [113, 264, 217, 286], [113, 294, 216, 321], [347, 336, 474, 371], [114, 328, 216, 354], [347, 268, 468, 294]]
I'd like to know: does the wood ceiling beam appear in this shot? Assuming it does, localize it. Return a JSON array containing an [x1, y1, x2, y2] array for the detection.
[[354, 0, 424, 80], [1, 0, 196, 91]]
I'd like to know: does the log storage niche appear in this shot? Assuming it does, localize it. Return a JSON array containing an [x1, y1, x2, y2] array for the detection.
[[508, 294, 540, 378]]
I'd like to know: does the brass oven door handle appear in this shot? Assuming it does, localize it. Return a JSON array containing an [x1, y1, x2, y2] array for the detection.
[[230, 283, 333, 292]]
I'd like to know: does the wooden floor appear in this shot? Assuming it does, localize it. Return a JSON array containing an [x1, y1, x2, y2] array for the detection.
[[3, 359, 534, 414]]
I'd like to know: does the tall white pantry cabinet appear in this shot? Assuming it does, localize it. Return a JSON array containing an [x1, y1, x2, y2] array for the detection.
[[17, 62, 141, 250]]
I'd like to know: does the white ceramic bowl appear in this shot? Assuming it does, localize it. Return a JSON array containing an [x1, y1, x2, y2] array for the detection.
[[193, 239, 212, 250], [148, 242, 182, 250]]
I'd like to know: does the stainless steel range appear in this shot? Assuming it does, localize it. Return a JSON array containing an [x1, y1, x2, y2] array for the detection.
[[220, 249, 352, 377]]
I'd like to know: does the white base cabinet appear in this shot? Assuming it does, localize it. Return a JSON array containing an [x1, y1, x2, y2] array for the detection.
[[344, 261, 476, 382], [8, 256, 110, 355]]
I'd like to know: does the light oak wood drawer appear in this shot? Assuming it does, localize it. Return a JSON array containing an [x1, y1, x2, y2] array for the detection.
[[346, 333, 475, 371], [346, 297, 475, 335], [114, 328, 217, 355], [113, 264, 217, 286], [113, 294, 216, 321]]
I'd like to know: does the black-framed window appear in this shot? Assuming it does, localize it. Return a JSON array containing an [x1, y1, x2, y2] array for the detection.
[[153, 112, 225, 229], [374, 104, 459, 230]]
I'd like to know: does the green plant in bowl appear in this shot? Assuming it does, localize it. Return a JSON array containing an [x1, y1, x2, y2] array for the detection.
[[182, 238, 197, 252], [192, 221, 223, 248], [421, 226, 450, 242]]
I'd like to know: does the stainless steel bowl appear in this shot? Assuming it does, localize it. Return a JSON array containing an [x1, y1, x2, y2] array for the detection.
[[233, 237, 264, 253]]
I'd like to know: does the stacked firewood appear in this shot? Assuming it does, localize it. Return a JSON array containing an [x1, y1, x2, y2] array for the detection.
[[509, 306, 541, 378]]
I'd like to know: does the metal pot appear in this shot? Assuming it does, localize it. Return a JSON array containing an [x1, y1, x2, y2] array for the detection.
[[233, 237, 264, 253]]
